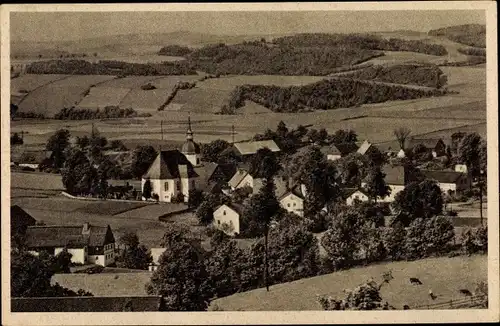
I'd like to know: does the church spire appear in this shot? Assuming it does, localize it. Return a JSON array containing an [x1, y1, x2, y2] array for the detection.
[[186, 112, 193, 140]]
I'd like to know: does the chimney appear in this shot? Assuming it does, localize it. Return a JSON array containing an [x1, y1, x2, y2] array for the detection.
[[82, 222, 90, 234]]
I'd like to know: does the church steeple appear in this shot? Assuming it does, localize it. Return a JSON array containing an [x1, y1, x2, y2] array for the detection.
[[186, 114, 193, 141]]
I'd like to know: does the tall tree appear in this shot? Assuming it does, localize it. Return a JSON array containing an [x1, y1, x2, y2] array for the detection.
[[392, 179, 443, 226], [131, 145, 158, 179], [393, 127, 411, 150], [331, 129, 358, 145], [201, 139, 231, 163], [61, 148, 96, 194], [116, 232, 152, 270], [146, 227, 211, 311], [363, 167, 391, 203], [46, 129, 71, 169], [458, 133, 483, 178]]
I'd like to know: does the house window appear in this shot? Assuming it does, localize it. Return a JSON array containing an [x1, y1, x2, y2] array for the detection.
[[164, 182, 169, 191], [287, 203, 290, 207], [176, 181, 181, 191], [223, 210, 226, 216], [196, 158, 200, 165], [218, 220, 221, 225], [293, 203, 296, 207]]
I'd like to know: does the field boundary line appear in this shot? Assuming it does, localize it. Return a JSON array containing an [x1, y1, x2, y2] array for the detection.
[[16, 74, 75, 106], [412, 121, 486, 138]]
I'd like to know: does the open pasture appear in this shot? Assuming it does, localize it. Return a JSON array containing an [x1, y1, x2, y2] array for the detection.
[[73, 201, 149, 216], [117, 88, 170, 112], [76, 86, 131, 109], [11, 74, 70, 93], [365, 50, 446, 65], [17, 75, 116, 116], [211, 255, 487, 311], [169, 87, 232, 113]]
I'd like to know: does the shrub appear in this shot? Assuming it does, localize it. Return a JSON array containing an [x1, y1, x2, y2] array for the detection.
[[141, 83, 156, 90], [171, 192, 185, 204], [383, 223, 407, 261]]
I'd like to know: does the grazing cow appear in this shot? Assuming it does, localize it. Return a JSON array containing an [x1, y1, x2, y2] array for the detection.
[[410, 277, 422, 285], [459, 289, 472, 296], [403, 304, 410, 310], [429, 289, 437, 300]]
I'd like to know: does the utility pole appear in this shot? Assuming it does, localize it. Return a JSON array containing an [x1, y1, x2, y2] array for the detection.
[[264, 225, 269, 292], [479, 169, 484, 226], [231, 125, 235, 144]]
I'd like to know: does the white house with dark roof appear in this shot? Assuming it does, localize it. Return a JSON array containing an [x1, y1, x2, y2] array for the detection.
[[361, 165, 406, 203], [25, 223, 116, 267], [421, 169, 470, 193], [279, 186, 305, 217], [321, 142, 359, 161], [213, 203, 243, 236], [345, 188, 370, 206]]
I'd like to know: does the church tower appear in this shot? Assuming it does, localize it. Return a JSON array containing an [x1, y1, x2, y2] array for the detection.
[[181, 115, 201, 167]]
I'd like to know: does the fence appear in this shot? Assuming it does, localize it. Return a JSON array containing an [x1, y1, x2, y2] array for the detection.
[[412, 295, 486, 310]]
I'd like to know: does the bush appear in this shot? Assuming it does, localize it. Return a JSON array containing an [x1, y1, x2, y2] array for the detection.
[[383, 223, 407, 261], [141, 83, 156, 90], [171, 192, 185, 204]]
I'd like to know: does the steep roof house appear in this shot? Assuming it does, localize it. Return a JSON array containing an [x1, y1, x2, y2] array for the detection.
[[11, 205, 36, 238], [408, 138, 447, 158], [213, 203, 244, 236], [25, 223, 116, 267], [321, 142, 359, 161], [279, 186, 305, 217], [421, 169, 470, 193]]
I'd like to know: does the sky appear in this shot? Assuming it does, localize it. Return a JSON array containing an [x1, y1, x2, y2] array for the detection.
[[11, 10, 486, 42]]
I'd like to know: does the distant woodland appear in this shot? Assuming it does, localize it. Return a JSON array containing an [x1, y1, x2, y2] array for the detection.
[[26, 59, 197, 76], [428, 24, 486, 48], [228, 78, 447, 113], [336, 64, 448, 88], [158, 45, 193, 56]]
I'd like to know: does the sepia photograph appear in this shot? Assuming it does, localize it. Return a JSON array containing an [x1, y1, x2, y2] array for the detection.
[[1, 2, 498, 325]]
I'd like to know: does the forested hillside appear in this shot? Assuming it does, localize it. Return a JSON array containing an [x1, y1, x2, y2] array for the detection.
[[26, 59, 197, 76], [336, 64, 448, 88], [227, 78, 447, 113], [188, 41, 384, 75], [428, 24, 486, 48], [158, 45, 193, 56], [272, 33, 448, 55]]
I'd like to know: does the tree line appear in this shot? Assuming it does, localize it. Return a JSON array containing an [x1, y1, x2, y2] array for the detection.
[[227, 77, 447, 113], [26, 59, 197, 76], [158, 45, 193, 56], [457, 47, 486, 57], [187, 42, 384, 76], [428, 24, 486, 48], [54, 106, 152, 120], [335, 64, 448, 89], [272, 33, 448, 56]]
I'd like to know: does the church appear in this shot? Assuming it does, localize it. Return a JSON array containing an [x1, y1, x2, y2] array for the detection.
[[141, 117, 201, 203]]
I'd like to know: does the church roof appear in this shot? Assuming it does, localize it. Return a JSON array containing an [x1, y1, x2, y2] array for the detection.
[[181, 140, 200, 154], [143, 150, 198, 179]]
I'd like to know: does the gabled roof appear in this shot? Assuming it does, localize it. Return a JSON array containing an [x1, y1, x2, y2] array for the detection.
[[322, 142, 359, 156], [233, 140, 281, 156], [357, 140, 373, 155], [215, 203, 244, 215], [142, 150, 198, 179], [278, 186, 305, 201], [421, 170, 465, 184], [11, 296, 164, 312], [408, 138, 445, 150], [344, 188, 369, 198], [228, 169, 250, 189], [25, 224, 113, 249], [382, 165, 406, 185], [11, 205, 36, 232]]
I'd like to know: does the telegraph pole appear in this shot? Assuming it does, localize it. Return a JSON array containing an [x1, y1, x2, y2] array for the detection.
[[479, 169, 484, 226], [231, 125, 235, 144]]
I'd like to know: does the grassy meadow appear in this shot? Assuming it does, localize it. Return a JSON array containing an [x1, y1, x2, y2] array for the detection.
[[211, 255, 487, 311]]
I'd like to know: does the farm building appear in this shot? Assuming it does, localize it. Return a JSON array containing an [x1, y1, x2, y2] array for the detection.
[[321, 142, 359, 161], [213, 203, 243, 236], [408, 138, 447, 158], [279, 187, 305, 217], [421, 170, 471, 193], [10, 205, 37, 239], [357, 140, 379, 156], [11, 150, 52, 170], [25, 223, 116, 267], [11, 296, 165, 312], [361, 165, 406, 203], [228, 168, 264, 194], [345, 188, 371, 206], [221, 139, 281, 162]]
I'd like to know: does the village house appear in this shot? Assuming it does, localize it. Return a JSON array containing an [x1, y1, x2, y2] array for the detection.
[[345, 188, 371, 206], [421, 169, 471, 193], [11, 205, 37, 239], [11, 150, 52, 170], [213, 203, 243, 236], [408, 138, 447, 158], [279, 186, 305, 217], [361, 165, 407, 203], [321, 142, 359, 161], [25, 222, 116, 267], [221, 139, 281, 162], [357, 140, 379, 156], [227, 168, 264, 194]]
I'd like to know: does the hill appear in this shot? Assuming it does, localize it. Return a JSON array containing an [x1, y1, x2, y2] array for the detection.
[[211, 255, 486, 311], [428, 24, 486, 48]]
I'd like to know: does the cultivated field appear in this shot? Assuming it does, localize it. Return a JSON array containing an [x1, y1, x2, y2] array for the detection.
[[11, 74, 70, 93], [211, 255, 487, 311], [77, 86, 131, 109], [17, 75, 116, 116]]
